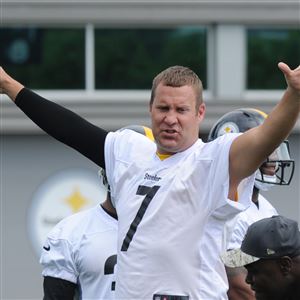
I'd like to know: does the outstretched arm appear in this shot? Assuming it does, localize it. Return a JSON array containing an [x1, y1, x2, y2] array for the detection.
[[228, 62, 300, 199], [0, 67, 107, 168]]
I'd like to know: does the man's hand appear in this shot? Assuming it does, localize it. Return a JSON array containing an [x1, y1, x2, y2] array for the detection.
[[0, 67, 5, 94], [0, 67, 24, 101], [278, 62, 300, 97], [0, 67, 10, 93]]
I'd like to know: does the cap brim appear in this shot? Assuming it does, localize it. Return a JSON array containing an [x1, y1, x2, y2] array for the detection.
[[221, 248, 260, 268]]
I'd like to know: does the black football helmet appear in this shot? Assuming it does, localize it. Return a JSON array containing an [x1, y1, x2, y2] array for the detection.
[[208, 108, 294, 188]]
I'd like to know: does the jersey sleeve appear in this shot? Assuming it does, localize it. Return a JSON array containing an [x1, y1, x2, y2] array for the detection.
[[207, 133, 255, 219], [226, 195, 278, 250], [15, 88, 108, 168], [40, 225, 78, 284], [226, 215, 249, 250]]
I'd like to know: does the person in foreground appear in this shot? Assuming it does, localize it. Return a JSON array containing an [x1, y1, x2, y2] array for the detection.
[[208, 108, 295, 300], [1, 62, 300, 299], [222, 215, 300, 300], [40, 126, 153, 300], [41, 190, 118, 300]]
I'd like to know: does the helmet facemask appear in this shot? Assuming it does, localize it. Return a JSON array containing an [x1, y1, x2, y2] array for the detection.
[[255, 140, 295, 191]]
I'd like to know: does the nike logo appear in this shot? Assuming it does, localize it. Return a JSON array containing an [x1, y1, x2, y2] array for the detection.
[[43, 245, 50, 251]]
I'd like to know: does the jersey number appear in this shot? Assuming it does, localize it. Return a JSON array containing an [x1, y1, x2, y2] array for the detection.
[[121, 185, 160, 251], [104, 254, 117, 290]]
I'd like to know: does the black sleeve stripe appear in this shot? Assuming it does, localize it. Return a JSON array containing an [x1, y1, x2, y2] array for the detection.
[[43, 276, 77, 300]]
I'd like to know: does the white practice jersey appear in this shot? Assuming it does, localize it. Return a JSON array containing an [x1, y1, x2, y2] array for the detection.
[[105, 129, 255, 300], [226, 194, 278, 251], [40, 205, 117, 300]]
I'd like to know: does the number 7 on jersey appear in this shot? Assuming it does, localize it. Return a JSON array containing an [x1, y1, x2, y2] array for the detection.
[[121, 185, 160, 251]]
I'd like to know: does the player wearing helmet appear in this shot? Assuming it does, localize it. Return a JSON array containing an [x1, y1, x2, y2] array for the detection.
[[40, 126, 153, 300], [207, 108, 294, 188], [208, 108, 294, 300]]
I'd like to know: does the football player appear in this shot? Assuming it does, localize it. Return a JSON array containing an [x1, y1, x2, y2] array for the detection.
[[40, 126, 153, 300], [208, 108, 294, 300]]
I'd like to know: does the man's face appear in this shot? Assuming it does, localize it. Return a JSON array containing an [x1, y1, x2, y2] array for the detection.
[[260, 147, 279, 177], [245, 259, 290, 300], [259, 161, 277, 177], [149, 83, 205, 154]]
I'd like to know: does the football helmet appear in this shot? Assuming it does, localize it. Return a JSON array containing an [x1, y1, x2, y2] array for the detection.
[[208, 108, 294, 189]]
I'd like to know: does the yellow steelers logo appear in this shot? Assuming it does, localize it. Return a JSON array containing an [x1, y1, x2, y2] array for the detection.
[[217, 122, 240, 137], [28, 168, 107, 257]]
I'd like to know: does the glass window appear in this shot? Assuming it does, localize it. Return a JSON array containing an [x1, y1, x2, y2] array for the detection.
[[247, 28, 300, 89], [1, 27, 85, 89], [95, 27, 207, 89]]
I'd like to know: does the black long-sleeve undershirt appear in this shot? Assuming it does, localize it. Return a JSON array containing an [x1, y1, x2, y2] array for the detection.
[[15, 88, 108, 169]]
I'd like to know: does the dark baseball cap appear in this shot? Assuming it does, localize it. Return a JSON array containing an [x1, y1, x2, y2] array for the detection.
[[222, 215, 300, 268]]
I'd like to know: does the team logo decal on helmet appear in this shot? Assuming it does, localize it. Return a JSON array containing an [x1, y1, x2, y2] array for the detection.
[[216, 122, 240, 137]]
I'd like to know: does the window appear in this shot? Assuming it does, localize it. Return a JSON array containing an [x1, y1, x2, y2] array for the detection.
[[247, 28, 300, 89], [1, 27, 85, 89], [95, 27, 207, 89]]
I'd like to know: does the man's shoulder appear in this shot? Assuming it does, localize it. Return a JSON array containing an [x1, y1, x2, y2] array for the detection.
[[197, 133, 240, 159], [258, 194, 278, 213], [106, 129, 157, 170], [204, 133, 240, 147], [47, 206, 111, 241], [107, 129, 156, 155]]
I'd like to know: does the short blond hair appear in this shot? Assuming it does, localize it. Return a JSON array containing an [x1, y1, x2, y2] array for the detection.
[[150, 66, 203, 109]]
